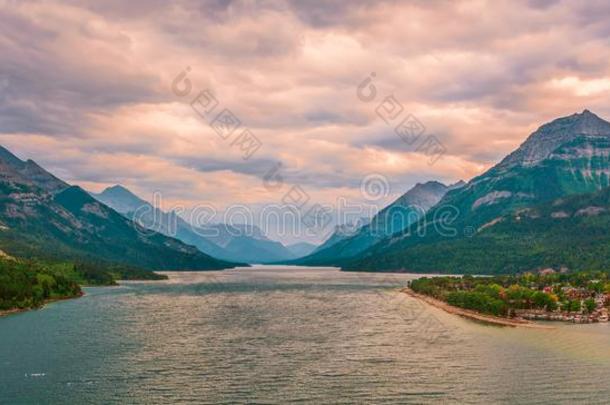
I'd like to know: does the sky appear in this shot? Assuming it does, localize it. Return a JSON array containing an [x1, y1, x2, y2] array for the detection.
[[1, 0, 610, 243]]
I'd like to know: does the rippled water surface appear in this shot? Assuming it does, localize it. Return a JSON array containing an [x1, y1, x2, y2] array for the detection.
[[1, 265, 610, 404]]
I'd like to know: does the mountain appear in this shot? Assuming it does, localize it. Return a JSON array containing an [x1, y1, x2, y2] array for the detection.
[[440, 109, 610, 231], [92, 185, 229, 260], [0, 146, 239, 271], [0, 146, 68, 193], [221, 234, 294, 263], [498, 109, 610, 169], [309, 221, 365, 255], [294, 180, 459, 265], [346, 110, 610, 273], [346, 186, 610, 274], [91, 185, 147, 214], [93, 186, 298, 264], [285, 242, 318, 258], [198, 223, 298, 263]]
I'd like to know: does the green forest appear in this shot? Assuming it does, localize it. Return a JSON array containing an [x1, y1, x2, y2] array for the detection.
[[0, 258, 166, 313], [345, 187, 610, 274], [0, 259, 81, 311]]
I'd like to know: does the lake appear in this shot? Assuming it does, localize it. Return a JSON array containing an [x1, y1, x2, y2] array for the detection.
[[1, 265, 610, 404]]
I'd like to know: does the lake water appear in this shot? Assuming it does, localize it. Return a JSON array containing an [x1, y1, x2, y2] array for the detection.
[[1, 265, 610, 404]]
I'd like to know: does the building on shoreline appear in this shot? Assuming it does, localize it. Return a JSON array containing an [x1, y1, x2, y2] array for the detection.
[[516, 298, 609, 324]]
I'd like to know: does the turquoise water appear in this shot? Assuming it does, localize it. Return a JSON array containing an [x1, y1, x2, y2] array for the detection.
[[1, 265, 610, 404]]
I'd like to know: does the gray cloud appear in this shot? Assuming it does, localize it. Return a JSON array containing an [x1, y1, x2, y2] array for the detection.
[[2, 0, 610, 244], [177, 156, 280, 177], [0, 5, 162, 136]]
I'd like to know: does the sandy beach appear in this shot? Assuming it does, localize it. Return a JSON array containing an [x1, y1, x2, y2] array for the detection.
[[401, 288, 555, 329]]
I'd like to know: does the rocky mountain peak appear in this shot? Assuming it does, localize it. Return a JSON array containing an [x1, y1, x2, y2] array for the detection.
[[93, 184, 148, 214], [396, 180, 449, 209], [449, 180, 466, 189], [20, 159, 68, 193], [0, 145, 68, 193], [100, 185, 142, 200], [0, 146, 24, 168], [497, 110, 610, 170], [333, 222, 361, 236], [105, 184, 131, 193]]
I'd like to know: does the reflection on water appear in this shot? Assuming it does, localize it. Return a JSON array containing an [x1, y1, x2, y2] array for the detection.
[[1, 265, 609, 404]]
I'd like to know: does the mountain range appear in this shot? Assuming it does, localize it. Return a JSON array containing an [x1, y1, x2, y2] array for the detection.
[[293, 180, 464, 265], [0, 147, 239, 271], [285, 242, 318, 257], [3, 109, 610, 276], [346, 183, 610, 274], [330, 110, 610, 273], [308, 221, 366, 256], [92, 185, 313, 264]]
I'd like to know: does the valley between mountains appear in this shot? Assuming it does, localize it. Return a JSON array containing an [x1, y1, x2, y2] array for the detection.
[[3, 110, 610, 313]]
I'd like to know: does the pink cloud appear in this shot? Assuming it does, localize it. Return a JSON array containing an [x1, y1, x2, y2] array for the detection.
[[2, 0, 610, 242]]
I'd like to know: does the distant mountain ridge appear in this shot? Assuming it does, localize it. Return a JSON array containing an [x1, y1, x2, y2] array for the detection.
[[91, 185, 147, 214], [285, 242, 318, 257], [309, 221, 366, 256], [293, 180, 460, 265], [0, 147, 239, 271], [92, 185, 230, 260], [93, 185, 304, 263]]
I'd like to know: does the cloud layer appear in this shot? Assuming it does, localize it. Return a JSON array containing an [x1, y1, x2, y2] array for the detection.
[[2, 0, 610, 242]]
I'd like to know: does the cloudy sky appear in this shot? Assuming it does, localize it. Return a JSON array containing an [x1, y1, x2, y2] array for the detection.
[[2, 0, 610, 242]]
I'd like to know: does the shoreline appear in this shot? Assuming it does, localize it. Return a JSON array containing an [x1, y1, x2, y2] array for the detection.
[[402, 288, 555, 329], [0, 292, 84, 319], [0, 276, 162, 319]]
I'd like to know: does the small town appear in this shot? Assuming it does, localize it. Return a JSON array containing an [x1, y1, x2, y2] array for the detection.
[[515, 268, 609, 323], [409, 269, 610, 324], [516, 293, 609, 323]]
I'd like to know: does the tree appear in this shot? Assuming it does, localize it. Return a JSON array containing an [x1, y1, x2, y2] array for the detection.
[[569, 300, 582, 313], [532, 291, 555, 309], [590, 282, 605, 294], [584, 298, 597, 314]]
